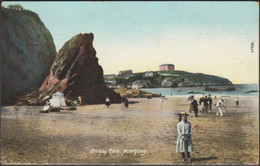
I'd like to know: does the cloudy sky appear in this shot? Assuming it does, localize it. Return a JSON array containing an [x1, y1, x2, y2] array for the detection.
[[3, 1, 259, 84]]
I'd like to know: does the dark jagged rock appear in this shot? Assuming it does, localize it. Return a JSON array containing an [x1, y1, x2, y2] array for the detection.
[[18, 33, 121, 105], [0, 7, 56, 105]]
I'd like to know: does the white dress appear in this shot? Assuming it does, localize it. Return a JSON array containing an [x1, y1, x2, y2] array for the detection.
[[176, 120, 193, 152]]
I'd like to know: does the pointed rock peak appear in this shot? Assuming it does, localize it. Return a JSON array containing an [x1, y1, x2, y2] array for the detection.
[[17, 33, 121, 106]]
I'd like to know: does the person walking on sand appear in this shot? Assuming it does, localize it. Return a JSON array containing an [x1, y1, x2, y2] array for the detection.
[[208, 94, 212, 111], [216, 98, 226, 117], [160, 96, 164, 108], [77, 96, 82, 106], [189, 97, 199, 117], [105, 96, 110, 108], [176, 112, 193, 162], [199, 96, 205, 113], [235, 97, 239, 107], [121, 96, 126, 108], [125, 97, 129, 108], [204, 95, 209, 113]]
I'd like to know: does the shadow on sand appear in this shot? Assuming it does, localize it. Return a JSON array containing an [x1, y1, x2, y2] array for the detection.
[[192, 156, 218, 162], [128, 101, 140, 104]]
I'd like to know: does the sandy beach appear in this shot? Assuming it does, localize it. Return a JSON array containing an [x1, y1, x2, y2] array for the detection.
[[1, 95, 259, 165]]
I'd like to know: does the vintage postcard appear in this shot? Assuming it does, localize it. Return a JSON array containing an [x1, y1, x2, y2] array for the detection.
[[1, 1, 259, 165]]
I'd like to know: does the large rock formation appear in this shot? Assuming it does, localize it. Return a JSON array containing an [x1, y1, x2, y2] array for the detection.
[[114, 88, 161, 98], [18, 33, 121, 105], [0, 7, 56, 105]]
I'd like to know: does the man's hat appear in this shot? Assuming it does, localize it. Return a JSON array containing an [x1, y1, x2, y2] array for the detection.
[[177, 112, 189, 116]]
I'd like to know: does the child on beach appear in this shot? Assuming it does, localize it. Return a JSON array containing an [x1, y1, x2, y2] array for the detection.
[[176, 112, 193, 162]]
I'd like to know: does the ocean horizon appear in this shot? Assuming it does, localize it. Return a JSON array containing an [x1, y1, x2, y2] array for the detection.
[[141, 83, 259, 97]]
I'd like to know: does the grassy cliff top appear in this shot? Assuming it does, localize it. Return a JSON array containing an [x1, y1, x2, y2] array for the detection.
[[114, 70, 232, 88]]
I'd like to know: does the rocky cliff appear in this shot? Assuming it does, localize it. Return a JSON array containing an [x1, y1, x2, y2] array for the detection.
[[0, 7, 56, 105], [18, 33, 121, 105]]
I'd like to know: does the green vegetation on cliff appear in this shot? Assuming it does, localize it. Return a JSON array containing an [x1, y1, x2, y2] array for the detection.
[[114, 88, 161, 98], [116, 72, 163, 88], [112, 70, 232, 88], [1, 6, 57, 105], [58, 34, 83, 56]]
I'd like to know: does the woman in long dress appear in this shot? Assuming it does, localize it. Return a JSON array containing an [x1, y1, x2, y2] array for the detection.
[[176, 112, 193, 162], [189, 97, 199, 117], [105, 97, 110, 108]]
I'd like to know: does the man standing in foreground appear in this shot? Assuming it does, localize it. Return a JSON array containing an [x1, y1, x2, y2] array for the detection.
[[176, 112, 193, 162], [216, 98, 226, 117]]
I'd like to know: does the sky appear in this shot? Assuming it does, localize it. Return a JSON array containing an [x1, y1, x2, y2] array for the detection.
[[2, 1, 259, 84]]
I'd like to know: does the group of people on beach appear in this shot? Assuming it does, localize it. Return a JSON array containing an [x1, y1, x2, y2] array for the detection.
[[189, 95, 239, 118], [189, 94, 231, 117], [64, 96, 82, 106], [177, 95, 240, 162], [199, 94, 213, 113], [105, 96, 129, 108]]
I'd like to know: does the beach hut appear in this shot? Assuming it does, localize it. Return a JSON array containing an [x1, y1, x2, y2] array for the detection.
[[50, 91, 67, 107]]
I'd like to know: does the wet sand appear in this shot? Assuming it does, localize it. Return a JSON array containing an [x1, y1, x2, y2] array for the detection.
[[1, 96, 259, 164]]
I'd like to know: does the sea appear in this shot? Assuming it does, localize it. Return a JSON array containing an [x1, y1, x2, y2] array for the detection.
[[141, 84, 259, 97]]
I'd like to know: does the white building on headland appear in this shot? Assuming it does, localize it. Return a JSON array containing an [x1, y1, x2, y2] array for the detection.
[[132, 80, 150, 89], [143, 71, 154, 77], [161, 78, 173, 87]]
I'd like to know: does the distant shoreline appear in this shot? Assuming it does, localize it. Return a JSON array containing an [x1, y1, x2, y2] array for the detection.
[[139, 83, 258, 89], [165, 95, 258, 98], [140, 84, 258, 97]]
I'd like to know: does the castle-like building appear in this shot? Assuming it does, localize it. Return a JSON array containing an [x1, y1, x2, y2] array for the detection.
[[159, 64, 175, 71]]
